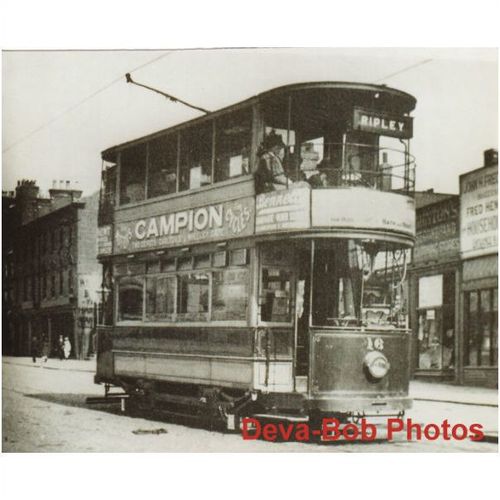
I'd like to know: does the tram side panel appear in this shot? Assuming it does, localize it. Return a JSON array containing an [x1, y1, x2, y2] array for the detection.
[[95, 325, 294, 392]]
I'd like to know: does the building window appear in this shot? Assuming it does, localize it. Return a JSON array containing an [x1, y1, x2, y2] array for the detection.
[[147, 134, 178, 198], [179, 123, 213, 191], [177, 273, 209, 322], [214, 109, 252, 182], [119, 144, 147, 205], [465, 288, 498, 367], [117, 276, 144, 321], [212, 269, 249, 321]]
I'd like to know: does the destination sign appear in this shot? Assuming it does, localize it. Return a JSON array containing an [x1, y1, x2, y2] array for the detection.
[[353, 107, 413, 139]]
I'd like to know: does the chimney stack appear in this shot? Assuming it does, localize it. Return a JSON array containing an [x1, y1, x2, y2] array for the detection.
[[484, 148, 498, 167]]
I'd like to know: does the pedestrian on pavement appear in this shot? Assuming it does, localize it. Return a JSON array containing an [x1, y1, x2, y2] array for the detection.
[[57, 335, 64, 360], [63, 336, 72, 360], [31, 336, 39, 363], [40, 333, 50, 366]]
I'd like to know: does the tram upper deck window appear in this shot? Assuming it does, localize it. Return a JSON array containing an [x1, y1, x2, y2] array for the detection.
[[215, 109, 252, 182], [147, 134, 178, 198], [179, 123, 213, 191], [119, 144, 146, 205], [311, 240, 409, 329]]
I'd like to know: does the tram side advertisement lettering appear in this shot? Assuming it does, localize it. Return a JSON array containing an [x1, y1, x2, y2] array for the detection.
[[240, 418, 484, 442]]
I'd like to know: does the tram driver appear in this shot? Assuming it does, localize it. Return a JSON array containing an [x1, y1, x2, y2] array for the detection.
[[255, 131, 293, 193]]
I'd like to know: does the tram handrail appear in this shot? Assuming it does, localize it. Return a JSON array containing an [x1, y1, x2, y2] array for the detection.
[[261, 142, 416, 196]]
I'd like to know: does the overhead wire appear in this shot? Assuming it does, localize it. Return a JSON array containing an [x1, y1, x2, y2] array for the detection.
[[3, 51, 173, 153], [375, 58, 433, 83]]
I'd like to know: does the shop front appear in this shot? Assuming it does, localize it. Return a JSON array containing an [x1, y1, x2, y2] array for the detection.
[[410, 195, 460, 381], [459, 161, 498, 388]]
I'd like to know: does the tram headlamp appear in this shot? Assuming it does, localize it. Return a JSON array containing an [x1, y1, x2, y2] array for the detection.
[[363, 351, 390, 379]]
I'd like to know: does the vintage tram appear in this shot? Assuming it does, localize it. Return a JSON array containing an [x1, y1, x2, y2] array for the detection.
[[95, 82, 417, 429]]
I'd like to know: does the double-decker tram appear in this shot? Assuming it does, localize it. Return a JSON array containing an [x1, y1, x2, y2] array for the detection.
[[95, 82, 417, 429]]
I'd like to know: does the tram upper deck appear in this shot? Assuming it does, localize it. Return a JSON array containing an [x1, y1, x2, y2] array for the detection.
[[98, 82, 417, 257]]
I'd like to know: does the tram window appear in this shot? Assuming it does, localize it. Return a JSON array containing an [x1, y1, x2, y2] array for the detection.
[[229, 248, 248, 266], [119, 144, 147, 205], [145, 276, 176, 321], [179, 123, 213, 191], [147, 135, 178, 198], [214, 109, 252, 182], [212, 251, 228, 267], [194, 254, 211, 269], [260, 267, 292, 323], [177, 273, 209, 321], [118, 276, 144, 321], [161, 258, 176, 272], [146, 261, 160, 274], [212, 269, 249, 321], [177, 256, 193, 271], [344, 132, 379, 186]]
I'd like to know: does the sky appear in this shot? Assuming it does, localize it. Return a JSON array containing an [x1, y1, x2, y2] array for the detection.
[[2, 48, 498, 197]]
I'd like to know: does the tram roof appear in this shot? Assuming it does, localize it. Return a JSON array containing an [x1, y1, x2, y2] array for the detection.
[[102, 81, 417, 161]]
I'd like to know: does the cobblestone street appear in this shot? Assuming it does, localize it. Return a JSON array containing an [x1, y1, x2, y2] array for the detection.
[[2, 357, 497, 452]]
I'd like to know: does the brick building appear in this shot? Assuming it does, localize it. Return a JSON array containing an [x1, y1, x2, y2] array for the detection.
[[2, 180, 100, 359]]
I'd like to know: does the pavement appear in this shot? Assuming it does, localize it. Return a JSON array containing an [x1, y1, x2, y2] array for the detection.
[[3, 355, 498, 407]]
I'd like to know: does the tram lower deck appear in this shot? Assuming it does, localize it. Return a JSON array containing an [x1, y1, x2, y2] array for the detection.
[[96, 237, 412, 425]]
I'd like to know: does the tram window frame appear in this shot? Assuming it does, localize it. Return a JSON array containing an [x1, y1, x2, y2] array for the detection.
[[214, 108, 252, 182], [147, 134, 179, 199], [115, 248, 252, 326], [179, 122, 214, 192], [117, 275, 144, 322], [176, 272, 211, 322], [119, 143, 147, 205]]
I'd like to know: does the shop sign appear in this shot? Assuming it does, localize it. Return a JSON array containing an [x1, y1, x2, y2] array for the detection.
[[97, 225, 113, 255], [255, 186, 310, 234], [460, 165, 498, 259], [414, 198, 459, 263], [353, 107, 413, 139], [114, 197, 255, 253], [312, 188, 415, 237]]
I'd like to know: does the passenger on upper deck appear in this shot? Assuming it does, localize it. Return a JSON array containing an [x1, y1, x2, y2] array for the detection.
[[254, 131, 293, 193]]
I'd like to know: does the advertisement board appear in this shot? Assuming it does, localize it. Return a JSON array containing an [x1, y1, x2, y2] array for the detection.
[[312, 188, 415, 237], [114, 197, 255, 253], [460, 165, 498, 259], [255, 186, 310, 234]]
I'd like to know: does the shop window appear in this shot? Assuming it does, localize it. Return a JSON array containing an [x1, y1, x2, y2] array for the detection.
[[214, 109, 252, 182], [417, 273, 455, 370], [212, 269, 249, 321], [465, 288, 498, 367], [145, 276, 176, 321], [119, 144, 147, 205], [179, 123, 213, 191], [118, 276, 144, 321], [147, 135, 178, 198], [177, 273, 209, 322]]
